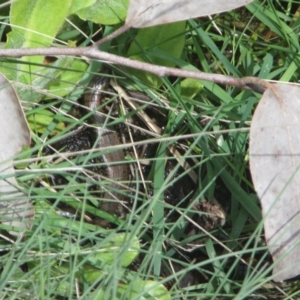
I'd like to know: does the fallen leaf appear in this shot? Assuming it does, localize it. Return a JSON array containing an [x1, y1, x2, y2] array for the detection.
[[249, 83, 300, 281], [126, 0, 254, 28], [0, 74, 33, 238]]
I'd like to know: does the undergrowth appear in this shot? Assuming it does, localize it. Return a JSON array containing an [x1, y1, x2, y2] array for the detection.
[[0, 0, 300, 299]]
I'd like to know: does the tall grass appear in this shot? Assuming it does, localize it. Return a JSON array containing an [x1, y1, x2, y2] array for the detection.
[[0, 0, 300, 299]]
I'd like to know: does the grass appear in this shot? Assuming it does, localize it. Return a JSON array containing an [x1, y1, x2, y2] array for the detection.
[[1, 0, 300, 299]]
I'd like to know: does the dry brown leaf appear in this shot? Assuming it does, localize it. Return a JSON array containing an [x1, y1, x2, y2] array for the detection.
[[249, 83, 300, 281], [0, 74, 33, 238], [126, 0, 254, 28]]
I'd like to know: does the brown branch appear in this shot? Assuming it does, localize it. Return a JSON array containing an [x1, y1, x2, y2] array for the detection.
[[0, 45, 272, 92]]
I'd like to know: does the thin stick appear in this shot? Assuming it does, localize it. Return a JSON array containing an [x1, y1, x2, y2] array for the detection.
[[0, 46, 272, 92]]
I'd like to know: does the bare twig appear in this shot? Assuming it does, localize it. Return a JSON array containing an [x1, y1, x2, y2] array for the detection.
[[0, 45, 272, 93]]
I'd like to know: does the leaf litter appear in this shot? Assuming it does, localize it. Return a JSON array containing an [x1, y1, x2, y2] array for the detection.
[[250, 83, 300, 282], [0, 74, 33, 238]]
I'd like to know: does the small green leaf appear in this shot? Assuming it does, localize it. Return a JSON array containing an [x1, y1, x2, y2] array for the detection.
[[90, 280, 171, 300], [27, 109, 65, 134], [26, 262, 74, 297], [47, 59, 88, 98], [117, 280, 171, 300], [126, 22, 185, 87], [139, 281, 171, 300], [180, 78, 203, 99], [14, 145, 31, 169], [88, 232, 140, 268], [76, 0, 129, 25], [79, 266, 105, 285]]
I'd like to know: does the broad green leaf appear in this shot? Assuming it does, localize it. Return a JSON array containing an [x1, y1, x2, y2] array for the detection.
[[5, 56, 84, 103], [0, 73, 33, 237], [126, 0, 254, 28], [2, 0, 75, 102], [7, 0, 72, 55], [127, 22, 185, 87], [249, 83, 300, 281], [76, 0, 129, 25], [69, 0, 96, 15]]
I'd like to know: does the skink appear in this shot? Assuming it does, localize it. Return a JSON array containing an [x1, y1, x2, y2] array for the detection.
[[84, 75, 128, 227]]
